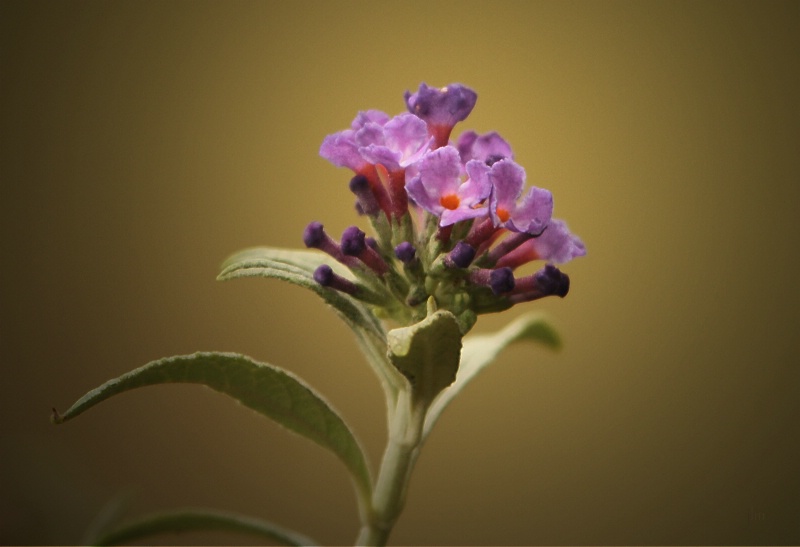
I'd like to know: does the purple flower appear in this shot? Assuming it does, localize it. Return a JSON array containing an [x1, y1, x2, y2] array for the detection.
[[319, 111, 395, 216], [457, 131, 514, 165], [406, 146, 491, 227], [357, 113, 432, 173], [495, 219, 586, 268], [488, 159, 553, 235], [351, 109, 390, 129], [319, 110, 390, 172], [404, 83, 478, 147], [312, 83, 584, 318]]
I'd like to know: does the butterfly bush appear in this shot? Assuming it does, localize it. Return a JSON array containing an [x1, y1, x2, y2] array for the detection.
[[313, 82, 585, 333], [53, 83, 586, 547]]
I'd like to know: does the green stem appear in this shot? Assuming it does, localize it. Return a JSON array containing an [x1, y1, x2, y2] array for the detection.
[[355, 389, 426, 546]]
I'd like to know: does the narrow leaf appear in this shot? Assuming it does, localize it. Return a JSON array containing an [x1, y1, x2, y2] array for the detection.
[[218, 246, 405, 398], [218, 248, 383, 338], [93, 507, 317, 546], [53, 352, 372, 509], [221, 246, 357, 281], [422, 313, 561, 440]]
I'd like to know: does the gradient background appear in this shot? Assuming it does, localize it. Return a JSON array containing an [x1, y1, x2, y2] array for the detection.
[[2, 1, 798, 545]]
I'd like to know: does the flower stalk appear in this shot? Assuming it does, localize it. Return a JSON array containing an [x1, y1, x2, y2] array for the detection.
[[356, 388, 427, 546]]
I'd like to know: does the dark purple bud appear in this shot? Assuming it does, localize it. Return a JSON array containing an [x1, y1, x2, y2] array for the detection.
[[469, 267, 515, 294], [445, 241, 476, 269], [303, 221, 360, 268], [510, 264, 570, 303], [489, 267, 516, 295], [303, 221, 326, 248], [349, 173, 369, 193], [535, 264, 570, 297], [340, 226, 388, 275], [313, 264, 335, 285], [365, 236, 379, 250], [349, 174, 380, 216], [394, 242, 417, 264], [341, 226, 367, 256], [313, 264, 359, 296]]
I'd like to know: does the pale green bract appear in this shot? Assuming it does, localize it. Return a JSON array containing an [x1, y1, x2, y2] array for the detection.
[[387, 309, 463, 405]]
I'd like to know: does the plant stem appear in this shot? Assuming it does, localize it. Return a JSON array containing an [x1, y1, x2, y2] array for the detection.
[[355, 389, 426, 546]]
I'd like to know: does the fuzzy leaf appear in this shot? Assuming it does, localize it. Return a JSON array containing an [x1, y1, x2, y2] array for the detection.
[[219, 247, 383, 338], [422, 313, 561, 440], [387, 310, 463, 405], [218, 247, 404, 398], [52, 352, 372, 507], [92, 507, 317, 546]]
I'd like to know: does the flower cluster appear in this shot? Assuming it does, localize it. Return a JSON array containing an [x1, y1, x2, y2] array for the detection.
[[309, 83, 585, 332]]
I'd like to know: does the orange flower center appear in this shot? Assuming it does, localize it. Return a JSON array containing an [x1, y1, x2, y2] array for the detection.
[[496, 207, 510, 222], [440, 194, 460, 210]]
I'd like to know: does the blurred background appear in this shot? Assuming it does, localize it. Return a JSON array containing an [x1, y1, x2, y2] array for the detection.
[[2, 1, 798, 544]]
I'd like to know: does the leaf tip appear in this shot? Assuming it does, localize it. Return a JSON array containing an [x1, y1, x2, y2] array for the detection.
[[51, 407, 65, 425]]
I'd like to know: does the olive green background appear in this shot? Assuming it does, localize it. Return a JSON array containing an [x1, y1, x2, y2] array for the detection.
[[2, 1, 798, 545]]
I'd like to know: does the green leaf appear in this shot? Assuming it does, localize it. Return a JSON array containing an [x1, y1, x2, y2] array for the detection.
[[221, 246, 352, 278], [218, 247, 405, 398], [422, 312, 561, 440], [52, 352, 372, 510], [92, 507, 317, 546], [218, 246, 383, 338], [387, 310, 463, 405]]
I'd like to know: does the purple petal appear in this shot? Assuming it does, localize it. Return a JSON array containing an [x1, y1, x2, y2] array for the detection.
[[532, 219, 587, 264], [508, 186, 553, 234], [416, 146, 462, 191], [404, 83, 478, 128], [456, 131, 478, 161], [405, 174, 440, 213], [319, 130, 365, 171], [357, 114, 432, 170], [355, 122, 386, 147], [351, 110, 390, 130], [462, 160, 491, 202], [458, 131, 514, 164], [488, 159, 525, 226], [440, 204, 488, 226], [405, 146, 462, 215], [383, 114, 433, 167], [358, 144, 402, 171]]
